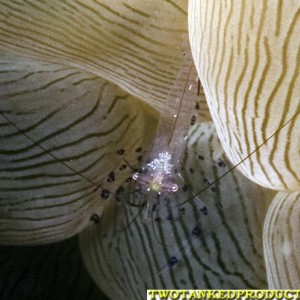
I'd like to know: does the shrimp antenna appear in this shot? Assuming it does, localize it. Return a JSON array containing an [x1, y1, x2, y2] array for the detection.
[[116, 203, 145, 233], [167, 61, 195, 146], [179, 111, 300, 206], [122, 159, 136, 172], [150, 202, 164, 245], [0, 112, 108, 193], [116, 192, 163, 245]]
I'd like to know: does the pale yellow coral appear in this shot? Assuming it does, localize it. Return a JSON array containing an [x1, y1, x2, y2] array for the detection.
[[0, 0, 298, 297]]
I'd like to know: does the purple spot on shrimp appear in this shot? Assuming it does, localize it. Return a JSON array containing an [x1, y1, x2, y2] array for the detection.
[[217, 160, 226, 168], [117, 149, 125, 155], [101, 189, 110, 199], [190, 115, 196, 126], [90, 213, 100, 224], [168, 256, 179, 267], [192, 225, 201, 237], [107, 171, 115, 182]]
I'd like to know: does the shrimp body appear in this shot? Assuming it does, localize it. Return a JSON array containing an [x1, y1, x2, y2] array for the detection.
[[120, 35, 201, 219], [133, 151, 178, 194]]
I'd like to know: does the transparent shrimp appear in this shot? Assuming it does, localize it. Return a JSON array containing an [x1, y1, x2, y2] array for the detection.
[[116, 37, 208, 226]]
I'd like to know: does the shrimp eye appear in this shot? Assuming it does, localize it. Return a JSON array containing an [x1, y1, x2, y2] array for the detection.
[[171, 183, 178, 192], [132, 172, 139, 180]]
